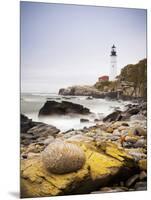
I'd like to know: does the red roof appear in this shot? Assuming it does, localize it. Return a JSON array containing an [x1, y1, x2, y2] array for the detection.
[[99, 75, 109, 79]]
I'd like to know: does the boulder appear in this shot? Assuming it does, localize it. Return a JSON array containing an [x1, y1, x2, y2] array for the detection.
[[39, 101, 90, 116], [27, 124, 60, 137], [21, 114, 43, 133], [21, 123, 60, 146], [21, 114, 60, 146], [21, 141, 136, 198], [41, 141, 86, 174]]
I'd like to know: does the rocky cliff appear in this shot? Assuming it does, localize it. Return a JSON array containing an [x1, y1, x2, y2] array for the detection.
[[95, 59, 147, 99]]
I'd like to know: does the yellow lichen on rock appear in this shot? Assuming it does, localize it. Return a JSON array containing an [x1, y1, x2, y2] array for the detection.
[[21, 156, 89, 198], [84, 147, 122, 180], [21, 141, 136, 198], [138, 159, 147, 171], [102, 142, 133, 161], [21, 158, 61, 197]]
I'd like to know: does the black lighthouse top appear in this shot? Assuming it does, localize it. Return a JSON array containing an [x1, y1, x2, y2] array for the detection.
[[111, 44, 117, 56]]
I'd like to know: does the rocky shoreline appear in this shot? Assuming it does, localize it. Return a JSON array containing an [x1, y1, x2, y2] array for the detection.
[[20, 100, 147, 198], [58, 85, 146, 101]]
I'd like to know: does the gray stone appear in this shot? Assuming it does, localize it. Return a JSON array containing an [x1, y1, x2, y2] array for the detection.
[[134, 139, 146, 148], [125, 174, 140, 187], [134, 181, 147, 190], [139, 171, 147, 180]]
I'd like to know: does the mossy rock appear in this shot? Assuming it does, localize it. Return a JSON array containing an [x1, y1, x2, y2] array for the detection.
[[95, 80, 118, 92], [21, 141, 136, 198]]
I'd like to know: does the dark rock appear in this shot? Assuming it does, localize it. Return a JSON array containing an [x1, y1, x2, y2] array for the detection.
[[122, 142, 134, 148], [121, 122, 129, 127], [86, 96, 93, 100], [80, 118, 89, 123], [39, 101, 90, 116], [21, 114, 29, 122], [103, 110, 122, 122], [21, 114, 43, 133], [105, 92, 118, 99], [125, 174, 140, 187], [94, 118, 100, 122], [103, 101, 147, 123], [21, 114, 60, 145], [27, 124, 60, 137], [21, 154, 28, 159], [127, 108, 140, 115], [134, 181, 147, 190]]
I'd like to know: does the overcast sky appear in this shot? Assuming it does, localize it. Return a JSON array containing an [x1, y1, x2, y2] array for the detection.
[[21, 2, 147, 93]]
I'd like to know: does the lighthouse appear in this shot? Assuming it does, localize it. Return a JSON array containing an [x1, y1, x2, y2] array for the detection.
[[110, 45, 117, 81]]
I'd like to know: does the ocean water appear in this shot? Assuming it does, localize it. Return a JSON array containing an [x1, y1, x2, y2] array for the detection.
[[21, 93, 130, 132]]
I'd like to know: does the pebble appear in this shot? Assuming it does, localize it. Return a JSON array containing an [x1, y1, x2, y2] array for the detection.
[[106, 127, 114, 133], [133, 139, 146, 148], [121, 122, 129, 127], [100, 187, 127, 193], [109, 135, 120, 141], [21, 154, 27, 159], [113, 129, 121, 136], [118, 126, 127, 131], [111, 122, 121, 129], [124, 135, 138, 143], [122, 142, 134, 148]]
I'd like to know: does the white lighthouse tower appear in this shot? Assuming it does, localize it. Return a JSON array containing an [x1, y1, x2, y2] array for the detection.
[[110, 44, 117, 81]]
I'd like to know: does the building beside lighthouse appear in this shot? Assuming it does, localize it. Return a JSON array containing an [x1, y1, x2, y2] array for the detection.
[[110, 44, 117, 81]]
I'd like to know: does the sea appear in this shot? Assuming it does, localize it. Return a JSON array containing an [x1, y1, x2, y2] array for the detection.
[[21, 93, 130, 132]]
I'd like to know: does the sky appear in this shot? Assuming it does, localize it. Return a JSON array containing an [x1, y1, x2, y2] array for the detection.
[[21, 2, 147, 93]]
